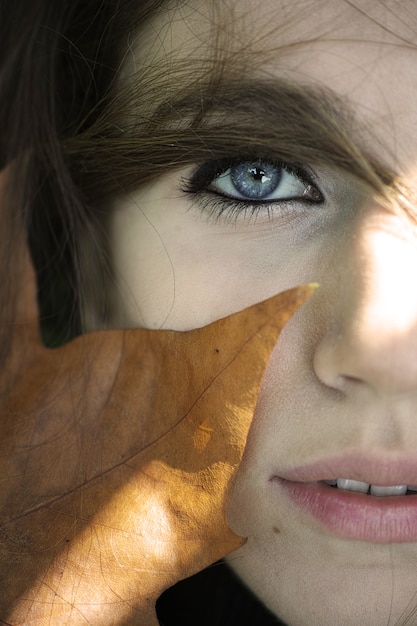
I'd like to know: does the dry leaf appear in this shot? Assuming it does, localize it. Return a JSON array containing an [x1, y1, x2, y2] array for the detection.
[[0, 237, 314, 625]]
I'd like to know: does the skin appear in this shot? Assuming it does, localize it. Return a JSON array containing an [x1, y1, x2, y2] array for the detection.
[[106, 1, 417, 624]]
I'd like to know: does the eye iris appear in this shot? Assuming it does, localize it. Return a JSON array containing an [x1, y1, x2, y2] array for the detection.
[[230, 161, 282, 199]]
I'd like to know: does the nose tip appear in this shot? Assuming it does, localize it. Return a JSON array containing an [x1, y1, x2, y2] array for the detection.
[[314, 224, 417, 395]]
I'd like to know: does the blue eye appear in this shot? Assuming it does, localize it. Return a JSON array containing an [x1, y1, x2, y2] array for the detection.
[[210, 160, 322, 202], [215, 161, 282, 199], [185, 158, 323, 205]]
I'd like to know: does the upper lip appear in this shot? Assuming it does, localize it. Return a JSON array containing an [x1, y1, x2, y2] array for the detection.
[[276, 452, 417, 486]]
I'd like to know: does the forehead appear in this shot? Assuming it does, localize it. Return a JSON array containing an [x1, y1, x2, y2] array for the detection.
[[264, 1, 417, 172], [135, 0, 417, 174]]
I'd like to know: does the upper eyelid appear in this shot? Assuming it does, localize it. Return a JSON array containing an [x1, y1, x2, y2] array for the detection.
[[184, 158, 320, 193]]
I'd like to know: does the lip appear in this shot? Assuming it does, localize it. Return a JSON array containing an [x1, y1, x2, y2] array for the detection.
[[272, 453, 417, 543], [277, 452, 417, 486]]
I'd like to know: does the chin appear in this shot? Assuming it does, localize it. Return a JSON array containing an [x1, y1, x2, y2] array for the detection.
[[226, 536, 417, 626]]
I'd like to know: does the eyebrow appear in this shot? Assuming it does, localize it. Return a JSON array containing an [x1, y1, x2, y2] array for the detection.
[[153, 77, 392, 190]]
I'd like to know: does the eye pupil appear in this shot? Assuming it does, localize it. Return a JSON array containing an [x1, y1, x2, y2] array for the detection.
[[231, 161, 282, 199], [251, 166, 267, 182]]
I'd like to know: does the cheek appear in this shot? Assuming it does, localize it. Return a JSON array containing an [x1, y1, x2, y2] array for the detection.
[[108, 212, 176, 329], [111, 242, 311, 331], [226, 304, 315, 521], [108, 198, 329, 331], [224, 309, 321, 619]]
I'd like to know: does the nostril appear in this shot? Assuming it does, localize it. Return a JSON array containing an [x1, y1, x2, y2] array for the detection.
[[340, 374, 363, 385]]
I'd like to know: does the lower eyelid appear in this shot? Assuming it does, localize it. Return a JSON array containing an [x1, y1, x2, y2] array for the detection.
[[190, 195, 275, 223]]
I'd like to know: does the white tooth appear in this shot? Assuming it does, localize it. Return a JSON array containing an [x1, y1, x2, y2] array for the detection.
[[370, 484, 407, 497], [337, 478, 369, 494]]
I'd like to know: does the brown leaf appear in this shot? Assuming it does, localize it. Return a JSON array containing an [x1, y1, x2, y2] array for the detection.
[[0, 237, 314, 625]]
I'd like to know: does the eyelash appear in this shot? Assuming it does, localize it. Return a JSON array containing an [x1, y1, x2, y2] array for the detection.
[[181, 157, 324, 222]]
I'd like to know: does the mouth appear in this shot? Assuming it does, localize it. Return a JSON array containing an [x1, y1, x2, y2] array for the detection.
[[272, 454, 417, 543]]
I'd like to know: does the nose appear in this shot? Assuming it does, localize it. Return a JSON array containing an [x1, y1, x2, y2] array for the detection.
[[314, 208, 417, 395]]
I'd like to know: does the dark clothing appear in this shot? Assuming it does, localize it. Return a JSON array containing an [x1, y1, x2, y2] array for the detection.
[[157, 561, 287, 625]]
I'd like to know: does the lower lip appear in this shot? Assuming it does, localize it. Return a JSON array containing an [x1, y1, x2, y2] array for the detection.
[[275, 479, 417, 543]]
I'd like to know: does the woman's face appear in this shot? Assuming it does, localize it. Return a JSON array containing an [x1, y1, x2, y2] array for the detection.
[[108, 1, 417, 624]]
